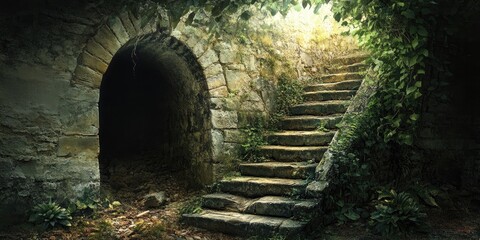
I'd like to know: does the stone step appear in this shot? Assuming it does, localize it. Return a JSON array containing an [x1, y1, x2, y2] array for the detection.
[[259, 145, 327, 162], [239, 162, 316, 179], [219, 176, 308, 197], [304, 80, 362, 92], [319, 72, 364, 83], [202, 193, 318, 219], [289, 100, 348, 116], [303, 90, 356, 102], [182, 210, 307, 238], [329, 62, 367, 74], [267, 131, 334, 146], [278, 114, 343, 131], [332, 53, 368, 66]]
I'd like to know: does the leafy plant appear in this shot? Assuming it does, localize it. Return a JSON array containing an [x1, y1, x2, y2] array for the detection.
[[179, 197, 203, 215], [273, 73, 304, 117], [67, 187, 111, 216], [29, 201, 72, 229], [370, 190, 427, 237], [241, 117, 267, 162]]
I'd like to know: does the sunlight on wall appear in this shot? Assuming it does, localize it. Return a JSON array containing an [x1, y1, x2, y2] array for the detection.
[[265, 3, 349, 49]]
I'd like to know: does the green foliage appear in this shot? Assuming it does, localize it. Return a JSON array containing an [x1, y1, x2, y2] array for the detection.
[[370, 190, 427, 237], [273, 74, 304, 117], [179, 197, 203, 215], [241, 116, 267, 162], [29, 201, 72, 229], [69, 188, 101, 216]]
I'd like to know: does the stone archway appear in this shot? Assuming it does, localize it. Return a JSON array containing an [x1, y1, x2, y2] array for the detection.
[[67, 11, 224, 192], [98, 32, 213, 189]]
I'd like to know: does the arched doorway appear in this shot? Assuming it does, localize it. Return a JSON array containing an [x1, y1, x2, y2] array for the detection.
[[99, 34, 213, 195]]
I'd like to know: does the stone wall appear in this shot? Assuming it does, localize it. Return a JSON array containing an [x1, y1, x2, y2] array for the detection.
[[0, 2, 344, 227]]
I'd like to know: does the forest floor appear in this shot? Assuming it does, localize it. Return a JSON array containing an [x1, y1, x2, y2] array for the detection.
[[1, 170, 479, 240]]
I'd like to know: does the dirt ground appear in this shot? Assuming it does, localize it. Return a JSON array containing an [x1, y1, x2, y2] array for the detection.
[[1, 169, 479, 240]]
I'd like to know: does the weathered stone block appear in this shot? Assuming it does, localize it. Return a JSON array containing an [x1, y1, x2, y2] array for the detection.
[[209, 86, 229, 98], [198, 49, 218, 69], [94, 26, 121, 55], [192, 40, 208, 57], [85, 40, 112, 64], [64, 107, 99, 136], [220, 48, 238, 64], [225, 70, 251, 92], [78, 52, 108, 74], [210, 98, 226, 110], [119, 11, 137, 38], [207, 74, 227, 90], [73, 65, 102, 88], [224, 130, 243, 143], [211, 110, 238, 129], [205, 64, 224, 78], [108, 16, 130, 45], [57, 136, 99, 158]]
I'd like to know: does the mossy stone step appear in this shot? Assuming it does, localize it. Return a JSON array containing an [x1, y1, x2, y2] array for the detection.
[[202, 193, 318, 218], [303, 90, 357, 102], [259, 145, 327, 162], [278, 114, 343, 131], [289, 100, 348, 116], [304, 80, 362, 92], [332, 53, 368, 65], [219, 176, 308, 197], [267, 131, 334, 146], [239, 161, 316, 179], [330, 62, 367, 74], [182, 210, 307, 238], [319, 72, 364, 83]]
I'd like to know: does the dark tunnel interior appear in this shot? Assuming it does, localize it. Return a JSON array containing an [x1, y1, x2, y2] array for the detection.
[[99, 40, 212, 193]]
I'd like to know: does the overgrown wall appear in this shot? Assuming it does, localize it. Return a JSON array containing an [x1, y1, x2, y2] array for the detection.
[[0, 2, 347, 227]]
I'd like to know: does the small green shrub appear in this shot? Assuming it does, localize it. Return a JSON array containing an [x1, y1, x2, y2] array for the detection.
[[70, 188, 101, 215], [241, 123, 266, 162], [179, 197, 203, 215], [369, 190, 427, 237], [272, 74, 304, 120], [29, 201, 72, 229]]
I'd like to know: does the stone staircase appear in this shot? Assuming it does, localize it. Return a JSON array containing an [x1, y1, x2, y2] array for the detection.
[[182, 54, 366, 238]]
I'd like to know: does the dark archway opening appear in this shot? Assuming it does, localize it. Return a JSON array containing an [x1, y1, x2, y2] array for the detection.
[[99, 35, 213, 198], [423, 15, 480, 188]]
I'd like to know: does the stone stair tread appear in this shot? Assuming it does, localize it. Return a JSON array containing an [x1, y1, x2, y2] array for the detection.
[[221, 176, 307, 185], [239, 161, 317, 179], [303, 90, 357, 102], [182, 210, 307, 237], [304, 79, 362, 91], [281, 114, 343, 121], [293, 100, 348, 106], [259, 145, 328, 162], [219, 176, 308, 197], [259, 145, 328, 151], [266, 130, 334, 146], [332, 53, 369, 65], [319, 72, 364, 83], [332, 62, 366, 72], [303, 89, 357, 94], [289, 101, 348, 116], [268, 130, 335, 136], [202, 193, 318, 218]]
